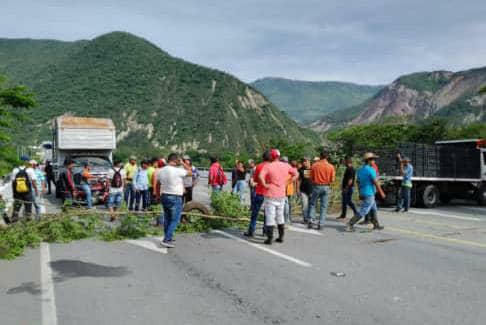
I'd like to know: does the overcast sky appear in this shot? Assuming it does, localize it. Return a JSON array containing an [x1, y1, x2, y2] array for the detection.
[[2, 0, 486, 84]]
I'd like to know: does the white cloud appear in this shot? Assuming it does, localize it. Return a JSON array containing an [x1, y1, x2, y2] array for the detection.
[[1, 0, 486, 84]]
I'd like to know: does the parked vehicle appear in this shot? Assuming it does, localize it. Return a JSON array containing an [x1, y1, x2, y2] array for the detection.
[[379, 139, 486, 208], [52, 116, 116, 204]]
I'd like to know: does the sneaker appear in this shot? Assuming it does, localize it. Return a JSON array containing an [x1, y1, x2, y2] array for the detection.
[[394, 208, 401, 212], [160, 240, 175, 248], [403, 209, 408, 212], [243, 231, 254, 238], [264, 238, 272, 245], [345, 224, 355, 232], [358, 220, 369, 225], [317, 224, 322, 230], [336, 215, 346, 219], [275, 238, 283, 243], [307, 222, 313, 229]]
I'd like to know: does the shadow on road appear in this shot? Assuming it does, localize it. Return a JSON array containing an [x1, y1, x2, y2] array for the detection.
[[6, 259, 130, 295]]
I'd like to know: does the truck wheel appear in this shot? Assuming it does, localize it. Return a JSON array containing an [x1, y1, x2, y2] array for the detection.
[[477, 186, 486, 206], [182, 201, 210, 223], [422, 185, 439, 208]]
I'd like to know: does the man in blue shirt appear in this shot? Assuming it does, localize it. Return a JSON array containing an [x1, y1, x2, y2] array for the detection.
[[346, 152, 386, 232], [395, 156, 413, 212]]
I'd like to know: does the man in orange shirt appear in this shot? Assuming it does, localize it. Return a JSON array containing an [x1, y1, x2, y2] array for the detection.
[[309, 150, 335, 229]]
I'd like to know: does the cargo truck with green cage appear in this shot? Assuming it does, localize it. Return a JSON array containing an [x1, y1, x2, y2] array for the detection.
[[378, 139, 486, 208]]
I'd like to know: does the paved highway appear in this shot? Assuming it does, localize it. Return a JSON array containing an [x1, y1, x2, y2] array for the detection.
[[1, 181, 486, 324]]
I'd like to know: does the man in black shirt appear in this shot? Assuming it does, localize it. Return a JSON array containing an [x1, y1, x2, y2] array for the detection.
[[337, 157, 358, 219], [298, 157, 313, 223]]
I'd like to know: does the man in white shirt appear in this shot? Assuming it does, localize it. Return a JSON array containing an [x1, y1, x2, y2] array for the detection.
[[156, 153, 192, 248], [11, 155, 38, 222]]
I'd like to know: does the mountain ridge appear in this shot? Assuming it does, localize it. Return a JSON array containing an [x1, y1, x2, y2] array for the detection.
[[311, 66, 486, 131], [0, 31, 314, 156], [251, 77, 382, 123]]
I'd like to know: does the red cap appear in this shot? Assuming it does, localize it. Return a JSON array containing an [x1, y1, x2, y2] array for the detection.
[[270, 149, 281, 160]]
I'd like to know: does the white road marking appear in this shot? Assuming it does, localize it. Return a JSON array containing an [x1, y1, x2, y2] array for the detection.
[[407, 209, 481, 221], [40, 243, 58, 325], [125, 237, 168, 254], [212, 230, 312, 268], [288, 225, 323, 236]]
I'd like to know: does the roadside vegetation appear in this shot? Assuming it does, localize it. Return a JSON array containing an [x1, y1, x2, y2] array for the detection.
[[0, 193, 248, 260], [0, 75, 36, 176]]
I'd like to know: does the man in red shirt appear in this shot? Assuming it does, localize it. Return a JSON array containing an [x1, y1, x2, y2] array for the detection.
[[208, 157, 227, 193], [244, 150, 271, 237], [259, 149, 298, 245]]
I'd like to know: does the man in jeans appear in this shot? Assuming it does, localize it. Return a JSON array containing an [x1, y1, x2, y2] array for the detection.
[[123, 156, 138, 211], [308, 150, 335, 230], [297, 157, 312, 223], [259, 149, 297, 245], [346, 153, 386, 232], [157, 153, 192, 248], [134, 160, 150, 211], [337, 157, 358, 219], [395, 155, 413, 212], [244, 150, 270, 237]]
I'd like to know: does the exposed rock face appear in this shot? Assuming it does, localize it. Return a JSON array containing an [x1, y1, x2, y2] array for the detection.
[[312, 67, 486, 130]]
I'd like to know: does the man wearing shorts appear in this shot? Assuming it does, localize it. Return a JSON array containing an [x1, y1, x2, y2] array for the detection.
[[259, 149, 297, 245], [106, 160, 126, 222]]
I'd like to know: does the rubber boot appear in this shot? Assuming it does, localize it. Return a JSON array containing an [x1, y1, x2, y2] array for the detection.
[[370, 213, 384, 230], [264, 226, 274, 245], [345, 215, 360, 232], [276, 224, 285, 243]]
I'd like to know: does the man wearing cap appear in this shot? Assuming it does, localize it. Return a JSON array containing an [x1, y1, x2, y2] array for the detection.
[[10, 156, 37, 222], [182, 155, 199, 203], [308, 150, 336, 230], [259, 149, 297, 244], [395, 154, 414, 212], [124, 156, 138, 211], [346, 152, 386, 232]]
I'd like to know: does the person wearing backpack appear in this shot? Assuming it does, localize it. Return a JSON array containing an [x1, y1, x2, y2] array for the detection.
[[208, 156, 227, 193], [10, 155, 37, 223], [106, 160, 126, 222]]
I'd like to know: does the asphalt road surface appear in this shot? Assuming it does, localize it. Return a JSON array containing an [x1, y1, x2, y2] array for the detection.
[[1, 181, 486, 324]]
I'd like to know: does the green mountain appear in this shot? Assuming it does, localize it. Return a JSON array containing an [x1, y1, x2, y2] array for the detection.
[[0, 32, 314, 157], [311, 68, 486, 131], [251, 77, 382, 123]]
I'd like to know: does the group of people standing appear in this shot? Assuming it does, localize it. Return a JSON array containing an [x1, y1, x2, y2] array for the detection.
[[6, 148, 414, 250]]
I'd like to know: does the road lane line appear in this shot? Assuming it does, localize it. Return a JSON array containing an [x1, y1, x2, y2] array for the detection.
[[212, 230, 312, 268], [288, 225, 323, 236], [125, 237, 168, 254], [387, 226, 486, 249], [40, 243, 58, 325], [407, 209, 481, 221]]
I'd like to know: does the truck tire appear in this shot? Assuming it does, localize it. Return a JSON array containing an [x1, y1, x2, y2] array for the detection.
[[477, 186, 486, 206], [422, 185, 439, 208], [182, 201, 210, 223]]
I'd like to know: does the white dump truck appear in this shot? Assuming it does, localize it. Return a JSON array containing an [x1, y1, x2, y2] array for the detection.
[[52, 116, 116, 203]]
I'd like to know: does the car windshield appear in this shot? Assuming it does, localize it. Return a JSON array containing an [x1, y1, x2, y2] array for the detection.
[[72, 156, 111, 168]]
